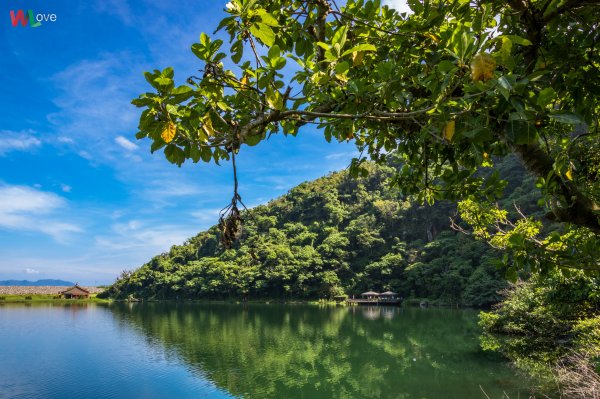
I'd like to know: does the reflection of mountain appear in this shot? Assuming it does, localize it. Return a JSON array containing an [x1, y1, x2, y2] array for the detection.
[[109, 304, 528, 399]]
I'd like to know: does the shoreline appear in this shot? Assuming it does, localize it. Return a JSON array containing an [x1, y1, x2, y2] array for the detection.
[[0, 286, 104, 295]]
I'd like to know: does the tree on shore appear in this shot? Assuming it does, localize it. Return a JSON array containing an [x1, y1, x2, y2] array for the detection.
[[132, 0, 600, 274]]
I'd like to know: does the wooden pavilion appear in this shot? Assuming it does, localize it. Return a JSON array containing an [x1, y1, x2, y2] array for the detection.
[[347, 290, 401, 306], [59, 284, 90, 299], [379, 291, 399, 301], [361, 291, 380, 300]]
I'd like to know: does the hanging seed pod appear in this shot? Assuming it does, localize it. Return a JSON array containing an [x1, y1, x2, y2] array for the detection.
[[218, 203, 243, 249]]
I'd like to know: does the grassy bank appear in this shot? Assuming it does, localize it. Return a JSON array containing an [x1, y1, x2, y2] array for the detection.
[[0, 294, 109, 303]]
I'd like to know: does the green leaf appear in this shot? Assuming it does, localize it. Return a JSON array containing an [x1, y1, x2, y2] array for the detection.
[[505, 267, 518, 283], [255, 9, 279, 27], [497, 76, 512, 100], [504, 35, 532, 46], [407, 0, 423, 14], [549, 112, 583, 125], [231, 40, 243, 63], [200, 146, 212, 163], [250, 22, 275, 46], [341, 44, 377, 57], [266, 87, 283, 110], [451, 26, 474, 62], [154, 76, 173, 87], [200, 32, 210, 47], [268, 44, 281, 59], [241, 0, 258, 13], [131, 96, 154, 107], [497, 36, 515, 71], [144, 71, 161, 90], [462, 127, 492, 142], [537, 88, 556, 108], [215, 16, 236, 32], [164, 144, 185, 166], [505, 119, 537, 145], [172, 86, 192, 95], [150, 139, 166, 153], [332, 25, 348, 49], [335, 61, 350, 75], [171, 86, 194, 102], [162, 67, 174, 79], [245, 133, 262, 146], [189, 145, 201, 163], [272, 57, 286, 70], [191, 43, 208, 60], [437, 60, 457, 74], [214, 52, 227, 62]]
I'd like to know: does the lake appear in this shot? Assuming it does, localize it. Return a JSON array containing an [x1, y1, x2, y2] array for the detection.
[[0, 303, 530, 399]]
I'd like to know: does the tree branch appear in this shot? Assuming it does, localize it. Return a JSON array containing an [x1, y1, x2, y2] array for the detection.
[[510, 141, 600, 233], [542, 0, 600, 23], [237, 104, 435, 140], [314, 0, 330, 67]]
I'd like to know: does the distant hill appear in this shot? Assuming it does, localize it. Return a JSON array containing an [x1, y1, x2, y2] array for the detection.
[[103, 156, 540, 307], [0, 279, 75, 286]]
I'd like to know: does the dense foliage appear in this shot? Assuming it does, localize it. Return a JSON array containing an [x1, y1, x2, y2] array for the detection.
[[479, 272, 600, 395], [104, 157, 538, 304], [132, 0, 600, 273]]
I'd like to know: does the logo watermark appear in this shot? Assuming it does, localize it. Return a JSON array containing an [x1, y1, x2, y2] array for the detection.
[[10, 10, 57, 28]]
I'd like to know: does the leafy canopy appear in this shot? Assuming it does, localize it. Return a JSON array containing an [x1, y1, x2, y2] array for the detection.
[[132, 0, 600, 273]]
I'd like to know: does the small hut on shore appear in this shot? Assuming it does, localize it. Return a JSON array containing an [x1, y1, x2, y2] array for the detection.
[[59, 284, 90, 299], [361, 291, 380, 300]]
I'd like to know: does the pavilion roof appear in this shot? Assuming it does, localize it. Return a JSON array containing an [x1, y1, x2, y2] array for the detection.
[[59, 284, 90, 295], [361, 291, 380, 296]]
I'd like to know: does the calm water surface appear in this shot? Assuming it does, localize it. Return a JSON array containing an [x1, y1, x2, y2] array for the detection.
[[0, 303, 529, 399]]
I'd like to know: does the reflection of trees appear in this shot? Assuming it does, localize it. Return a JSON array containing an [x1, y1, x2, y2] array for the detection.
[[109, 304, 526, 399]]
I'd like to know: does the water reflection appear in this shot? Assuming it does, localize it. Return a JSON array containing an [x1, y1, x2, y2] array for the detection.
[[353, 305, 401, 320], [108, 303, 529, 399], [0, 302, 235, 399]]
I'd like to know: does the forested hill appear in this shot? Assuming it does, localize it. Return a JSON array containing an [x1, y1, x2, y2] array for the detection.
[[103, 156, 539, 306]]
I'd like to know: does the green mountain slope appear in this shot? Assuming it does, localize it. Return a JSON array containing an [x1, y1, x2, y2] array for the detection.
[[103, 157, 538, 306]]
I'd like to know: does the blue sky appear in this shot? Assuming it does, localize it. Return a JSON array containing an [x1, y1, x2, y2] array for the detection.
[[0, 0, 407, 285]]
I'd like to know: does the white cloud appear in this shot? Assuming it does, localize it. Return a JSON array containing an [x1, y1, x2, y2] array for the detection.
[[191, 208, 221, 224], [78, 150, 93, 160], [325, 151, 357, 160], [144, 180, 203, 198], [115, 135, 138, 151], [95, 220, 195, 256], [24, 268, 40, 274], [57, 136, 74, 144], [0, 184, 81, 242], [93, 0, 134, 25], [382, 0, 413, 14], [0, 130, 42, 156], [48, 53, 142, 154], [0, 185, 65, 214], [61, 184, 72, 193]]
